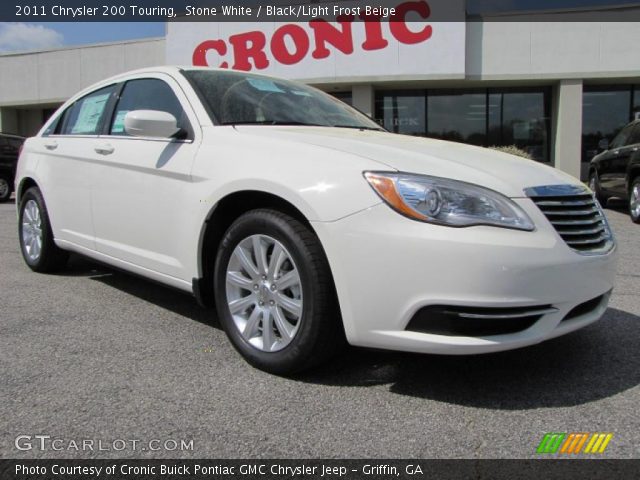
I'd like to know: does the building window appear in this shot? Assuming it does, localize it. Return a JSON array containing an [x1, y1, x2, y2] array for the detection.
[[376, 91, 426, 136], [581, 85, 638, 168], [375, 88, 551, 163], [331, 92, 353, 106], [488, 90, 550, 162], [428, 90, 486, 146]]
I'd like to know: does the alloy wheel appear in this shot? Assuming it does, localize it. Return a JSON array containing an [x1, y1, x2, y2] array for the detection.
[[225, 234, 303, 352], [631, 184, 640, 220], [22, 199, 43, 262], [0, 178, 9, 199]]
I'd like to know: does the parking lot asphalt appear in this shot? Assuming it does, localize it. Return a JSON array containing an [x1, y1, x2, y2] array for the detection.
[[0, 199, 639, 459]]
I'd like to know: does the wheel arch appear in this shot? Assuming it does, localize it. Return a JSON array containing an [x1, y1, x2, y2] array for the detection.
[[627, 163, 640, 193], [194, 190, 336, 309], [16, 177, 39, 204]]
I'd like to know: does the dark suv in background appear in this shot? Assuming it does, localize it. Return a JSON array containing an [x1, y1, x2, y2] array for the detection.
[[0, 133, 25, 202], [589, 119, 640, 224]]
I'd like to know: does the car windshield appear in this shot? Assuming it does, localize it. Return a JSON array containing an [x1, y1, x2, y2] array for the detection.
[[182, 69, 383, 131]]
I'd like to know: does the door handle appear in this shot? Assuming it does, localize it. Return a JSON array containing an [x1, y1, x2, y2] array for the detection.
[[44, 140, 58, 151], [94, 143, 115, 155]]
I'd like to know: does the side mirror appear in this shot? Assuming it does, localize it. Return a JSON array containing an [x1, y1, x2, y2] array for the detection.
[[124, 110, 180, 139], [598, 138, 609, 151]]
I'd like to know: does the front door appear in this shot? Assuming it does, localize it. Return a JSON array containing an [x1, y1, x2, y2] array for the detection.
[[90, 74, 200, 281]]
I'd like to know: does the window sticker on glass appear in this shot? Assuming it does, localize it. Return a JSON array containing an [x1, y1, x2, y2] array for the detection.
[[291, 90, 312, 97], [247, 78, 285, 93], [71, 93, 110, 134], [112, 110, 130, 133]]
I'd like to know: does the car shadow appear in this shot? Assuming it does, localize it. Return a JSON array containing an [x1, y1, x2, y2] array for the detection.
[[63, 255, 639, 410], [604, 197, 627, 211], [64, 255, 220, 328], [297, 307, 640, 409]]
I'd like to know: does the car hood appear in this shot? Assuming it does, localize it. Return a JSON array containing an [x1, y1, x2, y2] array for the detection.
[[235, 126, 581, 198]]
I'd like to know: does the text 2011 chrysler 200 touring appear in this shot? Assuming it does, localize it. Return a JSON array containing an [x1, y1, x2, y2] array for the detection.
[[16, 67, 617, 374]]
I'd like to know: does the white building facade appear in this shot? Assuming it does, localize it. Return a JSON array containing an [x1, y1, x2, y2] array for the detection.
[[1, 2, 639, 180]]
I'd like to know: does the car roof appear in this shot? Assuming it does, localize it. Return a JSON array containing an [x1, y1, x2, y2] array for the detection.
[[74, 66, 285, 99], [106, 65, 276, 80]]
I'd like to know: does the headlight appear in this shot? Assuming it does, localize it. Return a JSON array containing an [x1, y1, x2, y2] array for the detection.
[[364, 172, 535, 231]]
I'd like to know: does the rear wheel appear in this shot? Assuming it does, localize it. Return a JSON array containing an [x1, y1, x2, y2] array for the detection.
[[213, 209, 344, 375], [630, 177, 640, 224], [18, 187, 68, 272], [0, 175, 11, 203], [589, 171, 607, 206]]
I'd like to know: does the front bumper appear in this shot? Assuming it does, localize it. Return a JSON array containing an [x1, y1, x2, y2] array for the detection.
[[312, 200, 617, 355]]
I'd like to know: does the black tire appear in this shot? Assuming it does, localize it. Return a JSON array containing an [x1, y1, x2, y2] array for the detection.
[[589, 171, 608, 206], [630, 177, 640, 224], [213, 209, 344, 375], [0, 175, 11, 203], [18, 187, 68, 272]]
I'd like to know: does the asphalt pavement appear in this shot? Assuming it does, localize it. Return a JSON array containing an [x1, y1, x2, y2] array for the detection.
[[1, 199, 638, 459]]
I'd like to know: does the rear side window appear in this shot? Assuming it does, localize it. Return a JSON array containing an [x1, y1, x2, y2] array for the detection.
[[43, 117, 60, 137], [629, 124, 640, 146], [109, 78, 189, 136], [610, 124, 634, 149], [59, 85, 117, 136]]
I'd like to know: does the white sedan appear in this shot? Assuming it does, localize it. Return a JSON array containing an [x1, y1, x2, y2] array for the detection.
[[16, 67, 617, 374]]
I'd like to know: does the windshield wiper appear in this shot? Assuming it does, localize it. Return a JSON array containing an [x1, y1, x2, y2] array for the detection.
[[221, 120, 323, 127], [222, 121, 385, 131], [332, 125, 385, 131]]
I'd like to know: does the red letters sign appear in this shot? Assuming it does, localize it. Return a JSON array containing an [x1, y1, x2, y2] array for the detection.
[[192, 1, 433, 71]]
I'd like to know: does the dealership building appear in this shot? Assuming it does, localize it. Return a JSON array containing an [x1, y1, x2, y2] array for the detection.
[[0, 1, 639, 180]]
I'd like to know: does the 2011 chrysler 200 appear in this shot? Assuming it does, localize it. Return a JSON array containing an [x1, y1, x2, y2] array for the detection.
[[16, 67, 617, 374]]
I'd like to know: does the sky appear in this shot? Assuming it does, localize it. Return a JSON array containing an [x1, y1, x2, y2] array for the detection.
[[0, 0, 635, 54], [0, 22, 164, 54]]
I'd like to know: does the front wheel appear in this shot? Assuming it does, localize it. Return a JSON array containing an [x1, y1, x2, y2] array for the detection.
[[630, 178, 640, 224], [0, 175, 11, 203], [18, 187, 68, 272], [213, 209, 344, 375]]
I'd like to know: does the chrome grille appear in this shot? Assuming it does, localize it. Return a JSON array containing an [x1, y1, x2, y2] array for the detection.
[[525, 184, 614, 255]]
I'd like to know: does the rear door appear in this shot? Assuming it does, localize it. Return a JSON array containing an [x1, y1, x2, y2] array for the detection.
[[90, 73, 201, 280], [0, 137, 13, 176], [6, 138, 24, 180], [599, 123, 634, 196], [34, 85, 118, 249]]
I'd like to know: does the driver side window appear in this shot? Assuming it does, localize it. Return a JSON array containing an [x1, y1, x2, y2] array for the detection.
[[109, 78, 190, 137]]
